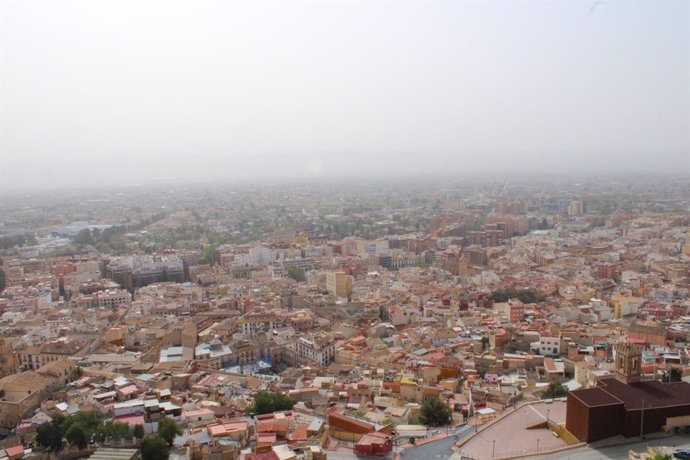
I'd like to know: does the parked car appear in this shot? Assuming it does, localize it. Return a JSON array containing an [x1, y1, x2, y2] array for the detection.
[[673, 449, 690, 459]]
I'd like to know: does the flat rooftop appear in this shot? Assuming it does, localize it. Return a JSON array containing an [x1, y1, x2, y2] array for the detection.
[[459, 401, 568, 460], [570, 377, 690, 411]]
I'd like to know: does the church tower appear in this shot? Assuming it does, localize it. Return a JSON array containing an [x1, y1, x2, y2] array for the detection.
[[458, 253, 469, 275], [614, 342, 642, 384], [0, 338, 18, 378]]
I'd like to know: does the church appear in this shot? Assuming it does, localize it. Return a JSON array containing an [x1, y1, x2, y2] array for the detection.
[[566, 343, 690, 443]]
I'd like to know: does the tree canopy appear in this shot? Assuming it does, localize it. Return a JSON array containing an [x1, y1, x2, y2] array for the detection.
[[133, 425, 145, 439], [36, 417, 65, 451], [140, 436, 170, 460], [157, 417, 182, 447], [65, 425, 88, 450], [663, 367, 683, 383], [73, 229, 95, 245], [491, 287, 543, 304], [419, 397, 452, 427], [97, 421, 132, 443], [542, 382, 568, 399], [286, 266, 306, 282], [246, 390, 295, 416], [35, 411, 117, 452]]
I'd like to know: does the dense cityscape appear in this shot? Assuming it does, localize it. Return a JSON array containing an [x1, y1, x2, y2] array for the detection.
[[2, 0, 688, 458], [0, 174, 688, 460]]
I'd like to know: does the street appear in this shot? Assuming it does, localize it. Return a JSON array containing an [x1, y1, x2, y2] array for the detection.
[[524, 434, 690, 460], [400, 425, 473, 460]]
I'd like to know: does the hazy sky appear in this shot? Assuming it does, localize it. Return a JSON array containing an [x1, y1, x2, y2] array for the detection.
[[1, 0, 688, 190]]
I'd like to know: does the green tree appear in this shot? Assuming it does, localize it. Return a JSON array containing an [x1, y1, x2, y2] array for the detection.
[[502, 340, 516, 353], [74, 366, 84, 379], [60, 410, 103, 439], [542, 382, 568, 399], [112, 422, 132, 441], [419, 397, 452, 427], [286, 266, 306, 282], [96, 421, 111, 443], [96, 242, 112, 253], [663, 367, 683, 383], [491, 287, 543, 304], [202, 244, 219, 266], [73, 229, 95, 245], [480, 336, 490, 351], [140, 436, 169, 460], [133, 425, 145, 439], [66, 424, 88, 450], [157, 417, 181, 447], [36, 419, 64, 451], [246, 390, 295, 416]]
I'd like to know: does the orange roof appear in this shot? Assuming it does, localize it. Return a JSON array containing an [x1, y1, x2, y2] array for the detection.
[[256, 420, 274, 433], [257, 433, 277, 444], [208, 422, 247, 437], [113, 415, 145, 427], [544, 358, 557, 372], [356, 431, 390, 446], [4, 446, 24, 457], [251, 452, 279, 460], [289, 424, 308, 441], [118, 385, 138, 395], [225, 421, 247, 431]]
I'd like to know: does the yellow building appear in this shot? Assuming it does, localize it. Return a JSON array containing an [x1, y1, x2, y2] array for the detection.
[[326, 271, 353, 298], [293, 233, 309, 246], [568, 200, 584, 216], [0, 338, 18, 379], [611, 293, 644, 318]]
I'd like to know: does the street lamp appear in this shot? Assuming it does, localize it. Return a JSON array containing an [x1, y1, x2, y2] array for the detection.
[[536, 438, 540, 452], [492, 439, 496, 459], [640, 399, 645, 439]]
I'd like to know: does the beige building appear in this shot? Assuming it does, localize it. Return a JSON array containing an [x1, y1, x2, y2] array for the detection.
[[0, 358, 74, 428], [326, 272, 353, 298], [568, 200, 584, 216], [16, 340, 84, 371], [70, 288, 132, 309], [0, 338, 18, 379]]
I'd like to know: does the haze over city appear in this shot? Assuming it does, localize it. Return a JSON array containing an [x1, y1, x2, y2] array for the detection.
[[1, 0, 688, 190]]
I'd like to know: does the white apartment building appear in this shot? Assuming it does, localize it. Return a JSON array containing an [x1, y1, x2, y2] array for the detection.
[[532, 336, 560, 356], [295, 336, 335, 367]]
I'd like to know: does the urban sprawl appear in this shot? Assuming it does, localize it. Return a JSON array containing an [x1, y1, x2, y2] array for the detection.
[[0, 176, 689, 460]]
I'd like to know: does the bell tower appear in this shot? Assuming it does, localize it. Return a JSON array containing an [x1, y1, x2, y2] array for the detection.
[[458, 253, 469, 275], [0, 338, 18, 378], [614, 342, 642, 384]]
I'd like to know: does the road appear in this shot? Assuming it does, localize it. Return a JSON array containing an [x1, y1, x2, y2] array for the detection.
[[524, 434, 690, 460], [400, 425, 473, 460]]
